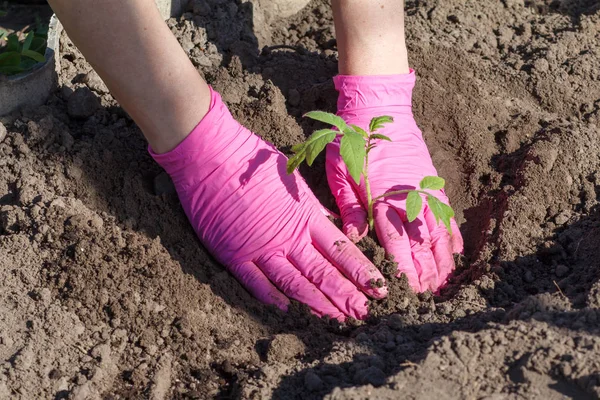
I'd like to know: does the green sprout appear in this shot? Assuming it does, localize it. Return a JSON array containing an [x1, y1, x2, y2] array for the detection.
[[286, 111, 455, 233], [0, 28, 47, 76]]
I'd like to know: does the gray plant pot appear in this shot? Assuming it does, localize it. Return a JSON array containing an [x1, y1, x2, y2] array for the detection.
[[155, 0, 184, 20], [0, 14, 62, 116]]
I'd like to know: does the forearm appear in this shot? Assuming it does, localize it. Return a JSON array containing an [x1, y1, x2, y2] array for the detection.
[[47, 0, 210, 153], [331, 0, 409, 76]]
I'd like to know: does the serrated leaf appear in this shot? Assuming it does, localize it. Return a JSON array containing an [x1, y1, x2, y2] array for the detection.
[[427, 196, 454, 233], [406, 191, 422, 222], [21, 49, 45, 63], [305, 129, 337, 144], [286, 151, 306, 174], [291, 142, 305, 153], [22, 31, 34, 52], [419, 176, 445, 190], [340, 131, 366, 184], [304, 111, 350, 134], [306, 130, 336, 166], [426, 196, 442, 223], [289, 129, 337, 169], [370, 133, 392, 142], [350, 124, 368, 139], [369, 115, 394, 132]]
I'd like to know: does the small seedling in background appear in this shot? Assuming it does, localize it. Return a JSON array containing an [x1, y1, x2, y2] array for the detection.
[[0, 11, 48, 76], [286, 111, 455, 233]]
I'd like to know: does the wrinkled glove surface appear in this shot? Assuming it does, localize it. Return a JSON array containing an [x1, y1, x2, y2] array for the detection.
[[150, 88, 387, 320], [326, 70, 464, 292]]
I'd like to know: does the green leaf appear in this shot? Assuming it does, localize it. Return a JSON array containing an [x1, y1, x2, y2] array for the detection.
[[21, 49, 45, 63], [427, 195, 454, 233], [339, 131, 366, 184], [304, 111, 350, 134], [7, 34, 19, 52], [0, 51, 21, 65], [291, 142, 305, 153], [305, 129, 336, 166], [288, 128, 337, 170], [370, 133, 392, 142], [35, 17, 49, 38], [22, 31, 34, 52], [0, 10, 6, 17], [369, 115, 394, 132], [286, 151, 306, 174], [406, 191, 422, 222], [30, 37, 46, 53], [419, 176, 446, 190], [19, 57, 38, 71], [304, 129, 337, 145], [350, 124, 368, 139]]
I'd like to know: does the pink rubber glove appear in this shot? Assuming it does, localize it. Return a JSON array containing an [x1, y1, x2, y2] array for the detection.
[[150, 88, 387, 320], [326, 70, 464, 293]]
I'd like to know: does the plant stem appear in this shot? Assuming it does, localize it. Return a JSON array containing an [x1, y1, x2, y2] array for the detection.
[[364, 141, 374, 230]]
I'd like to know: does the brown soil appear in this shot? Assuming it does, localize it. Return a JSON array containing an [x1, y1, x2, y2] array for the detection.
[[1, 0, 600, 399]]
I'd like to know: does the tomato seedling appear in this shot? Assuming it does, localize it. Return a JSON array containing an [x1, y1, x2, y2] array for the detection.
[[286, 111, 455, 233]]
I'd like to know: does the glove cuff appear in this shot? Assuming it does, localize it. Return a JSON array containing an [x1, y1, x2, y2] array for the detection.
[[148, 86, 250, 181], [334, 69, 416, 114]]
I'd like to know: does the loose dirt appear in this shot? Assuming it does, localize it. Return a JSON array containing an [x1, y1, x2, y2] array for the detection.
[[1, 0, 600, 399]]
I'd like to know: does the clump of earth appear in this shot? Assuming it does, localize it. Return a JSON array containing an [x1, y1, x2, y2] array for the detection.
[[1, 0, 600, 399]]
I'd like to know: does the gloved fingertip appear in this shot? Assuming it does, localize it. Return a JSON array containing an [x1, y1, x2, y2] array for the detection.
[[320, 310, 346, 322], [358, 272, 389, 299], [450, 220, 464, 254], [366, 283, 388, 300], [432, 277, 450, 295], [396, 270, 422, 293], [343, 220, 368, 243], [451, 234, 464, 254], [272, 295, 290, 312], [348, 303, 369, 321], [334, 314, 347, 323], [255, 289, 290, 312]]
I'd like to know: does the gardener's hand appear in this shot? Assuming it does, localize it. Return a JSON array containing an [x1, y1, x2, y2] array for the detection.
[[150, 88, 387, 320], [326, 70, 464, 293]]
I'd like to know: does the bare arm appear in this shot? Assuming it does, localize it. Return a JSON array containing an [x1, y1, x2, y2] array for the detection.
[[332, 0, 409, 76], [47, 0, 210, 153]]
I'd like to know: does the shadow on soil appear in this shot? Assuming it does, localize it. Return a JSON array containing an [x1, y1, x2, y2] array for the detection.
[[524, 0, 600, 22]]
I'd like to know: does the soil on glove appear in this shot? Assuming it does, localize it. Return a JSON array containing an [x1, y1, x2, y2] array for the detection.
[[1, 0, 600, 399]]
